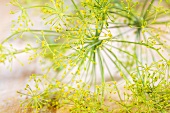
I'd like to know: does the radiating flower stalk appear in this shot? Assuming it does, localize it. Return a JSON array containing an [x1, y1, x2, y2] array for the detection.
[[1, 0, 170, 112]]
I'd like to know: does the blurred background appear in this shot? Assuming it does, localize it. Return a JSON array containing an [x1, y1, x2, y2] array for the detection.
[[0, 0, 41, 108]]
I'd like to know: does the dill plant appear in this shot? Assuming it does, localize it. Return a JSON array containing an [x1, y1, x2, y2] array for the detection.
[[1, 0, 170, 112]]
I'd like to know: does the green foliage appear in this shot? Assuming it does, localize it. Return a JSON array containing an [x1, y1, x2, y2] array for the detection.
[[1, 0, 170, 112], [119, 60, 170, 112]]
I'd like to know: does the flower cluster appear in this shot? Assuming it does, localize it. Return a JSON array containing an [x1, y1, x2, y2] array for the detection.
[[1, 0, 170, 112]]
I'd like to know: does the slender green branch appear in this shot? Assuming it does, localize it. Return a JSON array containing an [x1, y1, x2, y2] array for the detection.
[[143, 0, 155, 19], [110, 40, 167, 61], [1, 29, 60, 44]]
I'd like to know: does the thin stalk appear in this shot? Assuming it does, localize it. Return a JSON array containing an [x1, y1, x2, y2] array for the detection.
[[110, 40, 167, 61], [109, 11, 132, 20], [110, 6, 138, 20], [134, 30, 142, 79], [1, 29, 60, 44], [84, 50, 93, 84], [92, 47, 97, 90], [143, 0, 155, 19], [25, 5, 56, 11], [71, 0, 83, 20], [97, 48, 105, 97], [105, 43, 142, 65], [146, 11, 170, 22], [104, 47, 130, 82], [140, 0, 148, 17], [102, 51, 123, 101], [105, 47, 131, 79], [103, 48, 125, 101]]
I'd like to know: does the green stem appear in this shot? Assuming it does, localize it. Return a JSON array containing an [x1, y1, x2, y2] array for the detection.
[[25, 5, 55, 10], [105, 43, 142, 65], [143, 0, 155, 19], [110, 40, 167, 61], [1, 29, 59, 44], [71, 0, 83, 19], [102, 50, 123, 101], [110, 6, 138, 20], [109, 11, 132, 20], [140, 0, 148, 17]]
